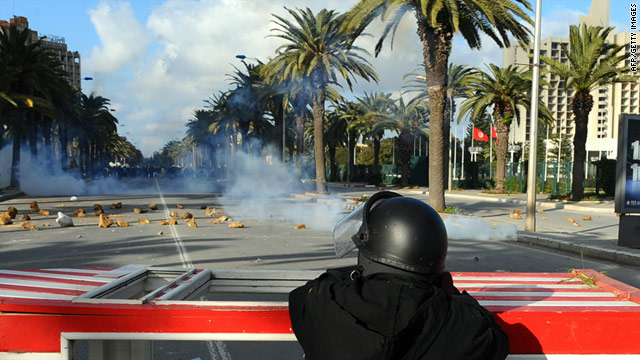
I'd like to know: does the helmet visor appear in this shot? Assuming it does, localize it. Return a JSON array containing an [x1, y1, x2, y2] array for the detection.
[[332, 202, 365, 257]]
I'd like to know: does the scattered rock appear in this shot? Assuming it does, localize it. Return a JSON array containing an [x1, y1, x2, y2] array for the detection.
[[56, 212, 74, 227], [99, 214, 114, 228], [295, 224, 306, 230], [110, 202, 122, 209], [160, 219, 178, 226], [134, 208, 148, 214], [200, 205, 208, 210], [73, 209, 85, 216], [157, 231, 164, 235], [176, 204, 184, 209], [39, 209, 50, 216], [474, 256, 479, 262], [542, 216, 548, 220], [568, 217, 575, 223], [582, 216, 592, 221], [116, 221, 129, 227], [138, 218, 150, 224], [509, 210, 522, 220], [538, 209, 544, 214], [169, 211, 179, 218], [77, 212, 86, 218], [149, 203, 158, 210], [205, 208, 224, 217], [180, 211, 193, 219], [21, 221, 36, 230], [93, 204, 103, 211], [186, 218, 198, 228], [76, 235, 82, 238], [19, 214, 30, 221], [30, 201, 40, 212], [94, 209, 104, 216], [59, 203, 65, 207], [229, 221, 244, 228], [7, 206, 18, 219], [572, 222, 581, 227], [0, 215, 12, 225], [70, 196, 78, 201]]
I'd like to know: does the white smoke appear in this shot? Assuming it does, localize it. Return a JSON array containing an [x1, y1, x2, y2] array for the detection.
[[0, 145, 218, 196], [444, 215, 517, 241], [219, 151, 347, 231]]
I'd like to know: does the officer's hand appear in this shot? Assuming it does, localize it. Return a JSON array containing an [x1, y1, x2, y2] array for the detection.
[[437, 271, 459, 296]]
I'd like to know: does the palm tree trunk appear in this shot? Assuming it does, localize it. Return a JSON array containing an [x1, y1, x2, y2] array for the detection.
[[295, 100, 305, 179], [59, 122, 69, 171], [373, 135, 381, 185], [398, 131, 413, 186], [312, 82, 327, 193], [494, 115, 510, 193], [348, 130, 355, 182], [571, 92, 593, 200], [418, 18, 453, 211], [443, 100, 451, 191], [10, 119, 22, 188]]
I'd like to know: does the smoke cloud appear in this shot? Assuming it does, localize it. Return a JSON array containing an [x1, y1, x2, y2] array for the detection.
[[218, 151, 348, 231], [444, 215, 517, 241]]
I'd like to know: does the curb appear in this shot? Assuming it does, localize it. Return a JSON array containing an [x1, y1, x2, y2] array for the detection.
[[399, 190, 614, 214], [0, 192, 24, 202], [515, 233, 640, 267], [340, 184, 395, 188]]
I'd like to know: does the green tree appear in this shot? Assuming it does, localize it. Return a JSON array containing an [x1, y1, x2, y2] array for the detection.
[[394, 98, 429, 186], [352, 92, 396, 184], [344, 0, 532, 210], [459, 64, 552, 192], [0, 24, 68, 186], [541, 23, 633, 200], [264, 7, 378, 193]]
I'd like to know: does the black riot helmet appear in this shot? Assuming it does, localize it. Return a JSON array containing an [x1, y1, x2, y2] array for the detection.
[[351, 191, 448, 278]]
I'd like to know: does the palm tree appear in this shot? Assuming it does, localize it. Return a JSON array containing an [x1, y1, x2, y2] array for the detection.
[[394, 98, 430, 186], [77, 93, 117, 175], [458, 64, 552, 193], [264, 7, 378, 193], [541, 23, 633, 200], [0, 24, 68, 187], [344, 0, 532, 210], [404, 63, 475, 189], [333, 98, 366, 182], [351, 92, 396, 184]]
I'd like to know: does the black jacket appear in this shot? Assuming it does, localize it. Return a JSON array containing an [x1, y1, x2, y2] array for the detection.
[[289, 267, 509, 360]]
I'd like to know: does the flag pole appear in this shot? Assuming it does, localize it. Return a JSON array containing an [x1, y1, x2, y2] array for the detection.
[[525, 0, 542, 232]]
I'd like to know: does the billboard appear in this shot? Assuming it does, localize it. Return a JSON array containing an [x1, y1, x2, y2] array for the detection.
[[615, 113, 640, 213]]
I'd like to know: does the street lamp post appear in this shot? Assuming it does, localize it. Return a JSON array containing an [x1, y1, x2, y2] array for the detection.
[[525, 0, 542, 232]]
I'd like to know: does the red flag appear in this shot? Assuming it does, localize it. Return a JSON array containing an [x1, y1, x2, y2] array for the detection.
[[473, 127, 489, 142], [491, 125, 497, 139]]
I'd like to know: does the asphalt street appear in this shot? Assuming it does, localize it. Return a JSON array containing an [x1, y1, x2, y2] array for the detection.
[[1, 183, 639, 359]]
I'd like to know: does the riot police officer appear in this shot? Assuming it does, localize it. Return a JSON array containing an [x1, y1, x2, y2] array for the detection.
[[289, 191, 509, 360]]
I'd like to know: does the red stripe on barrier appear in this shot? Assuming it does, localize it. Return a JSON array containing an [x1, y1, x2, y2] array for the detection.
[[19, 269, 107, 277], [451, 272, 571, 279], [575, 269, 640, 305], [461, 287, 612, 293]]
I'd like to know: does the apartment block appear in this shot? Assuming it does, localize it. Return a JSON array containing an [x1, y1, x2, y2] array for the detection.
[[0, 16, 82, 89], [502, 0, 639, 161]]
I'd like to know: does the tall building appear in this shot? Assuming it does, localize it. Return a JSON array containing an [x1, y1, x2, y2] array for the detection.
[[0, 16, 82, 89], [502, 0, 638, 162]]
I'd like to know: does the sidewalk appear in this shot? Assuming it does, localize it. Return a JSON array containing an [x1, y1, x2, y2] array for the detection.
[[0, 187, 24, 202], [330, 183, 640, 267]]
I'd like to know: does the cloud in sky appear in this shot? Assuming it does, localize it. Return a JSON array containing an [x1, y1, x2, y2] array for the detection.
[[82, 0, 581, 157]]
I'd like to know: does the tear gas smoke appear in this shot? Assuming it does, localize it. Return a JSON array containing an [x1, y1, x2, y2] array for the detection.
[[444, 215, 517, 241], [0, 145, 217, 196], [219, 150, 347, 231]]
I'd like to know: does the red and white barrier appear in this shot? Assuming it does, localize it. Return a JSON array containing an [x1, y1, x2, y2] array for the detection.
[[0, 267, 639, 359]]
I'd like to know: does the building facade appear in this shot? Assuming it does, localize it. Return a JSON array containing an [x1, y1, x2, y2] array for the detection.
[[0, 16, 82, 89], [502, 0, 639, 162]]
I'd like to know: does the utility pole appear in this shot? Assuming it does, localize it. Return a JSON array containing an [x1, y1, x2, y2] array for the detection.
[[525, 0, 542, 232]]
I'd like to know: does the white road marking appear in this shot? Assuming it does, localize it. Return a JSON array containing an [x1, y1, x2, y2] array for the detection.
[[154, 179, 231, 360]]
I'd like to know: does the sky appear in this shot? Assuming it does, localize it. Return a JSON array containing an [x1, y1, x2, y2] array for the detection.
[[0, 0, 634, 157]]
